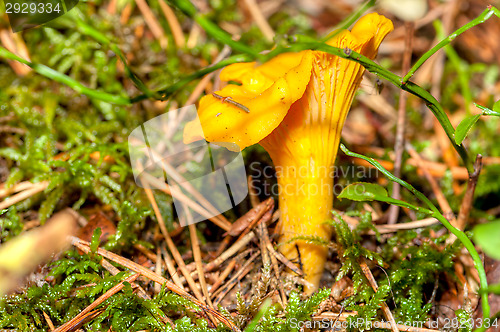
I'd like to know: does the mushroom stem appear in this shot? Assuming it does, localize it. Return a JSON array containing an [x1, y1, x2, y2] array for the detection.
[[275, 164, 333, 294]]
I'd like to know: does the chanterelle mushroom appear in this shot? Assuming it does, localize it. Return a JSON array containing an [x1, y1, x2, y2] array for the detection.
[[185, 13, 393, 293]]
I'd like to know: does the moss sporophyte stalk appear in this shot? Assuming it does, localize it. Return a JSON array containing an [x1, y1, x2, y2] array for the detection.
[[184, 13, 394, 293]]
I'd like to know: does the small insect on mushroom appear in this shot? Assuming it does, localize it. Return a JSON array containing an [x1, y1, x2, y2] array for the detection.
[[212, 93, 250, 113]]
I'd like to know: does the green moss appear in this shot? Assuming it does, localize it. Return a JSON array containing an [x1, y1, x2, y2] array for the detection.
[[0, 254, 329, 331], [382, 229, 460, 323]]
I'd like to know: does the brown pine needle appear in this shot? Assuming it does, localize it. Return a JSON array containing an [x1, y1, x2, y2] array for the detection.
[[407, 147, 457, 224], [242, 0, 275, 42], [375, 218, 439, 234], [42, 311, 55, 331], [456, 155, 483, 231], [226, 197, 274, 237], [0, 181, 48, 210], [134, 0, 168, 48], [388, 21, 414, 225], [158, 0, 185, 48], [0, 181, 39, 198], [359, 259, 399, 332], [70, 237, 239, 331], [54, 273, 140, 332], [213, 234, 233, 258], [189, 221, 213, 307], [98, 251, 151, 300], [204, 231, 256, 272], [155, 248, 163, 294], [210, 259, 236, 295], [0, 29, 31, 75], [212, 252, 260, 305], [141, 171, 231, 231], [140, 179, 206, 304], [161, 245, 184, 289], [265, 241, 303, 276], [256, 214, 287, 306], [134, 156, 231, 231]]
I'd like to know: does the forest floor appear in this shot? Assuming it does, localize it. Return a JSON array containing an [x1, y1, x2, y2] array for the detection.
[[1, 0, 500, 331]]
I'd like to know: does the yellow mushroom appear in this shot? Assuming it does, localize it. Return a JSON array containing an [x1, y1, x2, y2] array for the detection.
[[185, 13, 393, 293]]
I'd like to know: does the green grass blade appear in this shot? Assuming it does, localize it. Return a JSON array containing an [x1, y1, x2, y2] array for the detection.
[[264, 42, 472, 172], [340, 144, 490, 327], [0, 47, 131, 105], [170, 0, 262, 59], [75, 20, 160, 99], [402, 6, 500, 83]]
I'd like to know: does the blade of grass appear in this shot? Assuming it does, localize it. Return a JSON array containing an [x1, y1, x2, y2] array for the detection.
[[433, 20, 472, 115], [269, 42, 472, 173], [163, 5, 500, 173], [131, 53, 253, 102], [170, 0, 262, 59], [340, 144, 490, 329], [74, 20, 160, 99], [136, 0, 475, 170], [402, 6, 500, 83], [0, 46, 131, 105], [320, 0, 376, 42], [9, 2, 498, 173], [388, 21, 414, 225]]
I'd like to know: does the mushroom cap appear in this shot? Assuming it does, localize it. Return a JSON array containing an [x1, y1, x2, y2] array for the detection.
[[184, 13, 394, 151]]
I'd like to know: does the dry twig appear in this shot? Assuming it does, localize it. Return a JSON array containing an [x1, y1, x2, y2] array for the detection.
[[456, 155, 483, 231], [388, 21, 414, 224]]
